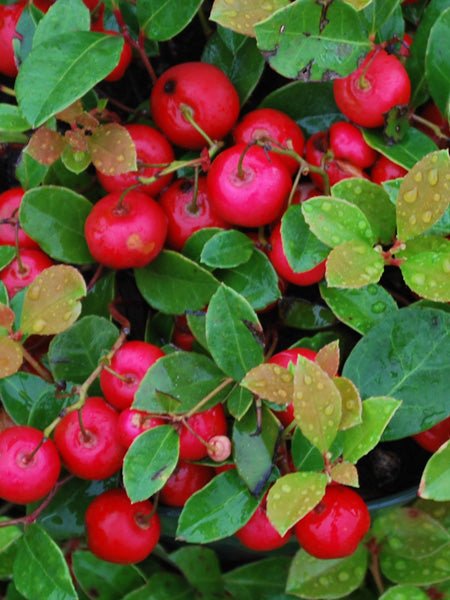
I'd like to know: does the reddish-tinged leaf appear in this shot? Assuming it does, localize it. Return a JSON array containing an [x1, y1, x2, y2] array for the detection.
[[88, 123, 137, 176], [0, 305, 15, 331], [330, 461, 359, 487], [241, 363, 294, 405], [26, 127, 65, 166], [315, 340, 340, 378], [0, 338, 23, 379], [334, 376, 362, 430], [55, 100, 84, 124]]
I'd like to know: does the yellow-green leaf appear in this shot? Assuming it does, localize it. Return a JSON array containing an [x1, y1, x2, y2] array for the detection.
[[326, 241, 384, 288], [241, 363, 294, 405], [0, 338, 23, 378], [315, 340, 340, 378], [0, 304, 15, 331], [334, 376, 362, 430], [210, 0, 289, 37], [330, 462, 359, 487], [88, 123, 137, 176]]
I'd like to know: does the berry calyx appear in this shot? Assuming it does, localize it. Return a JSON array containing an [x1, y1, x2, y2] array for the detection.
[[117, 408, 165, 449], [177, 404, 228, 461], [206, 435, 232, 462]]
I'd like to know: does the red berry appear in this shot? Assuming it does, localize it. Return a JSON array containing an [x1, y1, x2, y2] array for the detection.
[[333, 49, 411, 128], [294, 485, 371, 559], [159, 460, 214, 506], [0, 249, 54, 298], [207, 144, 292, 228], [103, 31, 133, 82], [100, 340, 165, 411], [150, 62, 240, 150], [178, 404, 228, 461], [328, 121, 378, 169], [413, 416, 450, 453], [85, 488, 161, 564], [117, 408, 165, 449], [0, 1, 26, 78], [371, 155, 408, 184], [267, 221, 326, 287], [0, 425, 61, 504], [159, 176, 231, 251], [232, 107, 305, 175], [96, 124, 175, 197], [235, 493, 293, 552], [84, 190, 168, 269], [0, 188, 40, 249], [53, 397, 125, 480]]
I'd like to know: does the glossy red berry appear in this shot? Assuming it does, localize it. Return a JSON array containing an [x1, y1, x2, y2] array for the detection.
[[150, 62, 240, 150], [96, 124, 175, 197], [235, 493, 293, 552], [0, 1, 26, 78], [413, 416, 450, 453], [232, 107, 305, 175], [85, 488, 161, 564], [103, 31, 133, 82], [333, 49, 411, 128], [207, 144, 292, 228], [0, 249, 54, 298], [53, 397, 125, 480], [294, 485, 371, 559], [0, 425, 61, 504], [100, 340, 165, 411], [84, 190, 168, 269], [267, 221, 327, 287], [178, 404, 228, 461], [117, 408, 165, 449], [0, 188, 39, 249], [371, 155, 408, 184], [328, 121, 378, 169], [159, 459, 215, 506]]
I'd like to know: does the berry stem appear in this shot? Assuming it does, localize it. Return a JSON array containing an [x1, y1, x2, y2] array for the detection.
[[186, 167, 200, 214], [180, 104, 215, 148], [410, 113, 450, 143], [182, 377, 233, 420], [21, 346, 53, 382]]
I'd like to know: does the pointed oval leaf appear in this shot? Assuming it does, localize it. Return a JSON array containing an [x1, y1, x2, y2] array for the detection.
[[266, 472, 327, 536], [241, 363, 294, 405], [26, 127, 65, 166], [0, 372, 52, 425], [123, 425, 179, 503], [291, 427, 325, 472], [20, 265, 86, 335], [210, 0, 289, 37], [379, 586, 429, 600], [342, 397, 402, 463], [176, 468, 259, 543], [330, 461, 359, 487], [419, 440, 450, 501], [400, 249, 450, 302], [0, 103, 31, 132], [397, 150, 450, 241], [302, 196, 375, 248], [363, 127, 439, 170], [138, 0, 204, 41], [0, 338, 23, 379], [200, 229, 253, 268], [380, 547, 450, 586], [326, 241, 384, 288], [426, 8, 450, 119], [226, 385, 253, 420], [88, 123, 137, 176], [315, 340, 340, 378], [0, 305, 15, 331], [61, 146, 91, 175], [334, 376, 362, 430], [293, 356, 342, 454]]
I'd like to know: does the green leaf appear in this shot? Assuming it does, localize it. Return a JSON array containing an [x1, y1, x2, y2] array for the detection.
[[133, 351, 231, 414], [20, 186, 94, 264], [267, 472, 327, 536], [326, 241, 385, 288], [379, 586, 429, 600], [170, 546, 225, 597], [176, 468, 259, 543], [123, 426, 179, 502], [205, 284, 264, 381], [13, 524, 77, 600], [419, 440, 450, 500], [0, 338, 23, 379], [135, 250, 220, 315], [320, 282, 399, 335], [121, 573, 196, 600], [210, 0, 289, 37], [291, 427, 325, 472], [31, 0, 90, 50], [200, 229, 254, 268], [302, 196, 376, 248], [286, 545, 369, 598], [15, 153, 49, 190], [16, 31, 124, 127], [343, 306, 450, 440], [138, 0, 203, 41], [396, 150, 450, 241], [48, 315, 119, 391], [72, 550, 145, 599], [0, 104, 31, 132], [278, 297, 337, 330], [331, 178, 396, 244], [254, 0, 371, 81], [342, 397, 402, 463], [400, 248, 450, 302], [27, 383, 76, 430], [232, 404, 281, 495], [359, 0, 403, 40], [426, 7, 450, 119], [224, 556, 294, 600], [334, 376, 362, 430], [241, 363, 294, 405], [0, 372, 53, 425], [226, 385, 253, 420]]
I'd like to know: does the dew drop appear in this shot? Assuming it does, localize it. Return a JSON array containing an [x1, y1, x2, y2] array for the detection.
[[33, 319, 46, 333], [117, 154, 125, 163], [322, 201, 332, 212], [403, 187, 418, 203], [409, 214, 417, 225], [63, 311, 73, 322], [273, 366, 281, 375], [443, 258, 450, 273], [28, 286, 41, 301], [346, 400, 355, 410], [296, 391, 303, 400], [331, 235, 341, 245], [371, 301, 386, 314], [434, 558, 449, 570], [411, 273, 426, 286], [367, 284, 377, 295], [304, 375, 312, 385], [354, 186, 362, 194], [318, 576, 329, 586], [281, 373, 293, 383], [428, 168, 439, 185], [222, 8, 238, 17], [337, 571, 349, 582], [422, 210, 432, 223], [394, 560, 407, 570], [317, 382, 324, 390], [278, 389, 287, 399], [414, 171, 423, 182], [281, 484, 291, 493], [324, 405, 334, 416], [261, 1, 273, 9], [433, 193, 441, 202]]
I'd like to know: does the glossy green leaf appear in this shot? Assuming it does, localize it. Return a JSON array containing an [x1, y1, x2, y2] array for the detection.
[[278, 297, 337, 330], [359, 0, 403, 39], [123, 426, 179, 502], [210, 0, 289, 37], [20, 186, 94, 264], [342, 397, 401, 463], [426, 8, 450, 119], [200, 229, 254, 268], [233, 403, 281, 495], [0, 372, 52, 425], [343, 306, 450, 439], [419, 440, 450, 500], [134, 351, 231, 414], [121, 573, 196, 600], [135, 250, 220, 315], [27, 384, 76, 430], [185, 309, 207, 349], [293, 356, 342, 454], [0, 519, 21, 580], [0, 338, 23, 379], [176, 468, 259, 543], [379, 586, 429, 600], [170, 546, 225, 597], [13, 524, 77, 600], [224, 556, 294, 600], [291, 428, 325, 472], [61, 147, 91, 175], [80, 271, 116, 320], [0, 104, 31, 132], [320, 282, 399, 335], [138, 0, 203, 41], [267, 472, 327, 535], [72, 551, 145, 599], [302, 196, 375, 248], [400, 249, 450, 302], [331, 178, 396, 244], [226, 385, 253, 420], [15, 153, 50, 190], [241, 363, 294, 405], [287, 545, 369, 598], [182, 227, 224, 266], [254, 0, 371, 81], [16, 32, 123, 127], [326, 241, 385, 288], [396, 150, 450, 241], [205, 284, 264, 381], [31, 0, 90, 50], [217, 248, 281, 311]]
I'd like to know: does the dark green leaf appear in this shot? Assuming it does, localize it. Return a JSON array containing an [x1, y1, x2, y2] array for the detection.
[[27, 384, 76, 430], [359, 0, 403, 42], [20, 186, 94, 264], [200, 229, 254, 268], [291, 427, 325, 472], [170, 546, 225, 597], [0, 246, 16, 270], [426, 7, 450, 119], [182, 227, 224, 266], [278, 296, 337, 330], [80, 271, 116, 320], [226, 385, 253, 420], [137, 0, 203, 40], [0, 372, 53, 424], [121, 573, 196, 600], [223, 556, 294, 600]]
